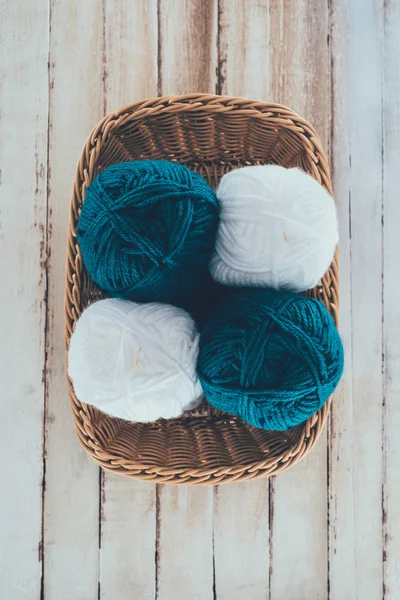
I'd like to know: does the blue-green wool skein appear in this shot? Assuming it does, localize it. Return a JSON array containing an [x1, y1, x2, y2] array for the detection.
[[197, 288, 344, 431], [78, 161, 219, 303]]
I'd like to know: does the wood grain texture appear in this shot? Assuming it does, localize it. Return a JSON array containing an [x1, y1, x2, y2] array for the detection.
[[0, 3, 49, 599], [159, 0, 218, 95], [328, 2, 357, 597], [329, 1, 384, 599], [100, 475, 156, 600], [328, 2, 358, 597], [103, 0, 158, 111], [215, 4, 270, 598], [269, 1, 330, 598], [157, 4, 217, 598], [218, 0, 270, 99], [382, 0, 400, 597], [156, 485, 214, 600], [269, 0, 330, 148], [43, 2, 103, 598], [214, 483, 269, 600], [99, 3, 158, 599]]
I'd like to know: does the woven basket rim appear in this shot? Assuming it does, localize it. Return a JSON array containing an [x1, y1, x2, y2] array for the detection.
[[64, 93, 338, 485]]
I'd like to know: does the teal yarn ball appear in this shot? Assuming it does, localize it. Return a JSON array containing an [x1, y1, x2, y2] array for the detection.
[[197, 288, 344, 431], [78, 161, 219, 303]]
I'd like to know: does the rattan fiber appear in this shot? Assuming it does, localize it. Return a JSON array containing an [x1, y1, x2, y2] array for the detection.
[[65, 94, 339, 485]]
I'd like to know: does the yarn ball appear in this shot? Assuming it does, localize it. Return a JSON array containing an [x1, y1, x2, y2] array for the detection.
[[68, 298, 202, 423], [78, 160, 219, 303], [210, 165, 338, 292], [197, 288, 344, 431]]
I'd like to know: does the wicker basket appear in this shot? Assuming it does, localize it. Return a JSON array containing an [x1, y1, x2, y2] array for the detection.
[[65, 94, 338, 485]]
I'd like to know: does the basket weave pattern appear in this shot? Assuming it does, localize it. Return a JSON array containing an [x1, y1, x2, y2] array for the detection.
[[65, 94, 338, 485]]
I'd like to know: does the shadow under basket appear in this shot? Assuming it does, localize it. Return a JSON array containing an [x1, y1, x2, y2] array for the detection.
[[65, 94, 339, 485]]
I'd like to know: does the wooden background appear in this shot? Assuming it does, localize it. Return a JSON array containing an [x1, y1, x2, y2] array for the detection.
[[1, 0, 399, 598]]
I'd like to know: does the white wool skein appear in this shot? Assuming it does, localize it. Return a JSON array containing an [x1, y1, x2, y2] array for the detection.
[[210, 165, 338, 292], [68, 298, 202, 423]]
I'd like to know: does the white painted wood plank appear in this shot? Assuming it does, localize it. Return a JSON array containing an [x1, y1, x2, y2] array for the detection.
[[100, 475, 156, 600], [0, 3, 48, 599], [382, 0, 400, 597], [214, 4, 270, 598], [43, 2, 103, 598], [329, 1, 384, 599], [157, 485, 214, 600], [218, 0, 270, 100], [103, 0, 158, 111], [99, 3, 158, 599], [269, 451, 328, 600], [327, 2, 357, 598], [156, 3, 216, 599], [268, 1, 330, 598], [269, 0, 330, 146], [159, 0, 218, 96], [214, 482, 269, 600]]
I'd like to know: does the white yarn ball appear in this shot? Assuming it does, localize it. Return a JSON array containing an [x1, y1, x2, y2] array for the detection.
[[210, 165, 338, 292], [68, 299, 202, 422]]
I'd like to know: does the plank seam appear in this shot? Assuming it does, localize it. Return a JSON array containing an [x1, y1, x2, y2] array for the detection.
[[99, 5, 107, 598], [327, 0, 333, 597], [157, 0, 162, 97], [102, 0, 107, 117], [380, 0, 387, 597], [212, 487, 217, 600], [268, 478, 274, 600], [216, 0, 224, 95], [155, 485, 161, 600], [98, 469, 104, 600], [40, 1, 53, 597], [213, 7, 222, 597]]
